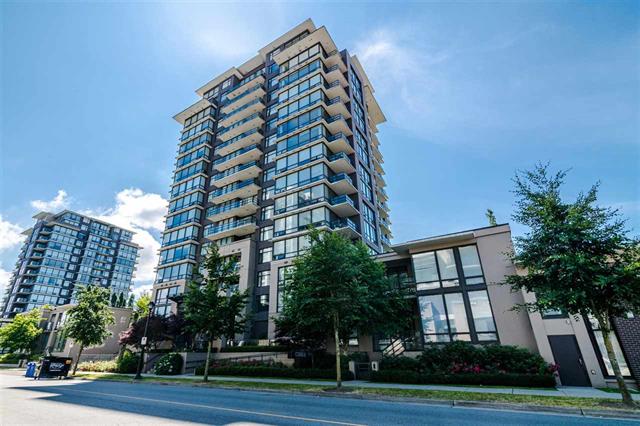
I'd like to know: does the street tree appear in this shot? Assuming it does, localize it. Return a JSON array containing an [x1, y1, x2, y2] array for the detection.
[[0, 309, 43, 357], [182, 244, 248, 381], [63, 285, 114, 375], [117, 292, 126, 308], [110, 293, 118, 307], [275, 229, 411, 388], [485, 208, 497, 226], [504, 163, 640, 407]]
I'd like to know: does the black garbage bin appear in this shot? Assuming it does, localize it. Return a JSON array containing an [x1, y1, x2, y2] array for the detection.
[[36, 356, 73, 379]]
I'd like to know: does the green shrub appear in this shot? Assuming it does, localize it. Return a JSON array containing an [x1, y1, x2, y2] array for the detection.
[[117, 350, 139, 374], [194, 365, 354, 380], [371, 369, 556, 388], [77, 360, 118, 373], [221, 345, 288, 353], [384, 342, 552, 376], [153, 353, 184, 375], [0, 353, 25, 364]]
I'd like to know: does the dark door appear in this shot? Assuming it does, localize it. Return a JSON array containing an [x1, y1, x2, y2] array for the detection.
[[548, 335, 591, 386]]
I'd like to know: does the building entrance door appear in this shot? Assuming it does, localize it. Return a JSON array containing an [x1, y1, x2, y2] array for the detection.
[[548, 335, 591, 386]]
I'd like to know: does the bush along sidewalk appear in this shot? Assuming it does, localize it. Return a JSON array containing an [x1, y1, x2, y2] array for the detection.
[[375, 342, 557, 388], [371, 370, 556, 388], [153, 353, 184, 375], [76, 350, 139, 374], [194, 364, 354, 380]]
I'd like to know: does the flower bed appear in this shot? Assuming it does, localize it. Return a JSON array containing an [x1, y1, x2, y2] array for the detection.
[[194, 364, 354, 380], [371, 369, 556, 388]]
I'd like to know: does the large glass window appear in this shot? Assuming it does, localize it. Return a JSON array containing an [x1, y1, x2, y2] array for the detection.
[[589, 317, 631, 376], [413, 245, 497, 343]]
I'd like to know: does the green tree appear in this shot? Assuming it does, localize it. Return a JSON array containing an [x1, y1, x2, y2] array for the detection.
[[63, 285, 115, 375], [127, 293, 135, 308], [117, 292, 126, 308], [486, 208, 497, 226], [183, 244, 248, 381], [0, 309, 43, 357], [133, 292, 152, 321], [504, 164, 640, 407], [110, 293, 117, 307], [276, 229, 410, 388]]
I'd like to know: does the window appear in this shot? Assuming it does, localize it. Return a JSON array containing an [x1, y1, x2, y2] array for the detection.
[[257, 270, 270, 287], [413, 245, 497, 344], [274, 207, 330, 237], [274, 183, 330, 214], [261, 205, 274, 220], [266, 134, 277, 147], [256, 294, 269, 311], [358, 164, 373, 202], [262, 186, 274, 201], [265, 150, 276, 165], [273, 235, 310, 260], [263, 167, 275, 182], [354, 130, 370, 165], [260, 226, 273, 241], [362, 204, 377, 244], [259, 247, 272, 263], [277, 266, 294, 312]]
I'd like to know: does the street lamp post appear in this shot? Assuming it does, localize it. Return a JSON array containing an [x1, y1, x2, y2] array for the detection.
[[134, 301, 155, 380]]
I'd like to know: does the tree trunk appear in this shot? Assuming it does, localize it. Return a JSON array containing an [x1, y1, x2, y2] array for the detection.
[[334, 313, 341, 389], [203, 338, 213, 382], [72, 345, 84, 376], [600, 320, 636, 407]]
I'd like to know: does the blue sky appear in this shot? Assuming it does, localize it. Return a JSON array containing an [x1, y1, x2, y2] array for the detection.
[[1, 1, 639, 294]]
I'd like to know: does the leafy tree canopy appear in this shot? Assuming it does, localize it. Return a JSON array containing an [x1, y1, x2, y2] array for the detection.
[[0, 309, 43, 355]]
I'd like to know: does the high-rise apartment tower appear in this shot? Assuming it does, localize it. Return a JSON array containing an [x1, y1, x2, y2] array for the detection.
[[2, 210, 140, 318], [152, 19, 391, 340]]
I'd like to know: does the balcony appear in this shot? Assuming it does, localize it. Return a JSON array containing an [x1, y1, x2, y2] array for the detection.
[[324, 80, 348, 100], [216, 127, 263, 156], [211, 161, 261, 187], [217, 114, 264, 143], [325, 132, 355, 155], [380, 218, 392, 234], [323, 50, 346, 73], [330, 194, 358, 217], [209, 179, 260, 204], [204, 217, 257, 240], [325, 114, 352, 137], [375, 171, 386, 187], [377, 185, 389, 201], [328, 173, 357, 195], [324, 96, 351, 118], [206, 197, 259, 222], [378, 203, 390, 219], [213, 144, 263, 172], [327, 152, 355, 174], [225, 73, 266, 100], [331, 217, 360, 239], [221, 84, 266, 115], [372, 145, 383, 163], [373, 156, 384, 174], [219, 97, 265, 128], [381, 235, 393, 250]]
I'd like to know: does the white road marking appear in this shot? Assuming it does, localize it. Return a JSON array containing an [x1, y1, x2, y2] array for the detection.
[[56, 387, 366, 426]]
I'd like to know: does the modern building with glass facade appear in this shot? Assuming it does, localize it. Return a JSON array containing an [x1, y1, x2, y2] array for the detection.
[[1, 210, 140, 318], [152, 19, 391, 339], [373, 224, 638, 389]]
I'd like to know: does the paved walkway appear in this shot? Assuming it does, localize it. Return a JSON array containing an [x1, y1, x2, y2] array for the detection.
[[92, 371, 639, 401]]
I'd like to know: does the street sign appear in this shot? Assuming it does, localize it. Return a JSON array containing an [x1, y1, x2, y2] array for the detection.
[[141, 336, 147, 346]]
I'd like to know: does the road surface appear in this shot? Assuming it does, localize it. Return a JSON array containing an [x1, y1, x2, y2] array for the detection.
[[0, 372, 634, 425]]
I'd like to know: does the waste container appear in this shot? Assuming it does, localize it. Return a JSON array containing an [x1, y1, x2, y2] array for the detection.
[[36, 356, 73, 379], [25, 362, 37, 378]]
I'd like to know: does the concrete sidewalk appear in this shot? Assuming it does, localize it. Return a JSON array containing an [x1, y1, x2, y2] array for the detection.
[[108, 371, 639, 401]]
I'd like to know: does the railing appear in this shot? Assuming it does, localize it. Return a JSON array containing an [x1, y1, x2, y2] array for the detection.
[[211, 161, 259, 182], [210, 179, 257, 198], [221, 84, 264, 109], [217, 113, 263, 136], [216, 128, 262, 153], [161, 235, 198, 248], [220, 97, 264, 122], [330, 194, 355, 208], [213, 144, 261, 166], [204, 217, 257, 236], [206, 197, 258, 217], [328, 173, 353, 185]]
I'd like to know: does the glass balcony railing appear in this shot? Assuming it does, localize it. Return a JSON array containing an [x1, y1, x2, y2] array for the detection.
[[206, 197, 258, 217], [275, 151, 353, 175], [161, 235, 198, 248], [220, 97, 264, 122], [330, 194, 355, 208], [210, 179, 256, 199], [221, 84, 264, 109], [216, 128, 262, 152], [328, 173, 353, 185], [217, 113, 263, 136], [331, 217, 359, 232], [214, 144, 261, 166], [204, 217, 257, 237], [212, 161, 259, 182]]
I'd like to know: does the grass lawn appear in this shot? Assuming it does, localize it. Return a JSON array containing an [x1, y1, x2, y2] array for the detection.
[[74, 372, 638, 412]]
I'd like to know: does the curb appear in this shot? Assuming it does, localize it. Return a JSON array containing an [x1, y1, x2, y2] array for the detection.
[[74, 375, 640, 420]]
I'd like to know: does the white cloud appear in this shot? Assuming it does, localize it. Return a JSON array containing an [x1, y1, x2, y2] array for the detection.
[[30, 189, 70, 211], [0, 215, 24, 251], [87, 188, 168, 289]]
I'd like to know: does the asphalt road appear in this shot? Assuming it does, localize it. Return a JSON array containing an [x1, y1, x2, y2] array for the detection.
[[0, 372, 635, 425]]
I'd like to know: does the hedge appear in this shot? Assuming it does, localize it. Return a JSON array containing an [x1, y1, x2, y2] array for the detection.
[[220, 345, 288, 353], [194, 365, 354, 380], [153, 353, 184, 375], [371, 369, 556, 388]]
